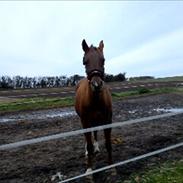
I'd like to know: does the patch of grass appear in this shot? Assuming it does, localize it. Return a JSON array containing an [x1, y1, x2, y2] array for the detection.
[[0, 87, 182, 114], [138, 87, 151, 94], [127, 76, 183, 83], [120, 160, 183, 183], [112, 87, 182, 100], [112, 90, 138, 98], [155, 76, 183, 82], [0, 97, 74, 114], [111, 88, 149, 99]]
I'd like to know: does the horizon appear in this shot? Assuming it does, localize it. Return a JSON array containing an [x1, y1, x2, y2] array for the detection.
[[0, 73, 182, 80]]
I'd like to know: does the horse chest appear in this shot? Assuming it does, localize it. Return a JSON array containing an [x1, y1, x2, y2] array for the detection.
[[85, 100, 107, 122]]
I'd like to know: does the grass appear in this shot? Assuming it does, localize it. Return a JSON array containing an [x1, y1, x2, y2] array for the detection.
[[120, 159, 183, 183], [112, 87, 183, 100], [127, 76, 183, 83], [0, 87, 182, 114], [155, 76, 183, 82], [0, 97, 74, 114]]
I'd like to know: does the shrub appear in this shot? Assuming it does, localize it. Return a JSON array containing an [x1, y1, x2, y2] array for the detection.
[[138, 87, 150, 94]]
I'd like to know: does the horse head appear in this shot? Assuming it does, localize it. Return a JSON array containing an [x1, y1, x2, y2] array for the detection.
[[82, 39, 105, 92]]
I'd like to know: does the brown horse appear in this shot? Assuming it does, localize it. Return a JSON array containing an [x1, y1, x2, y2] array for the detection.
[[75, 39, 113, 173]]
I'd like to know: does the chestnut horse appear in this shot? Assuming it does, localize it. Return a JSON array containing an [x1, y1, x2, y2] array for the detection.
[[75, 40, 113, 173]]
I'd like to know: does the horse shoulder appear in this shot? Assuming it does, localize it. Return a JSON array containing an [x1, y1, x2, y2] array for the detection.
[[75, 78, 91, 113], [76, 78, 89, 94], [102, 84, 112, 108]]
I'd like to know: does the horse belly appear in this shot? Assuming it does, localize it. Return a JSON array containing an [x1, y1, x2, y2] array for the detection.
[[89, 109, 111, 127]]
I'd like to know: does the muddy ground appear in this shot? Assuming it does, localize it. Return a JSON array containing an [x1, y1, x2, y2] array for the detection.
[[0, 93, 183, 183]]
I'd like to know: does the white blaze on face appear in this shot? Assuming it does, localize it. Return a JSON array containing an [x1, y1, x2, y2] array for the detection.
[[93, 81, 98, 87]]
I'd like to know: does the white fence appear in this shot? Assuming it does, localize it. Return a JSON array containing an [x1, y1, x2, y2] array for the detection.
[[1, 111, 183, 183], [59, 142, 183, 183], [0, 111, 182, 151]]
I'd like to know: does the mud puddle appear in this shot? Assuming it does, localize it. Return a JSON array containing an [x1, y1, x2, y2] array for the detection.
[[0, 108, 76, 123], [1, 106, 183, 124], [155, 107, 183, 113]]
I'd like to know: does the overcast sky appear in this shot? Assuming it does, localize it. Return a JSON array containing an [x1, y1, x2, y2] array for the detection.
[[0, 1, 183, 78]]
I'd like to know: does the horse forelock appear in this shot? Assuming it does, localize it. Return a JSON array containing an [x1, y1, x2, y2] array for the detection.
[[89, 45, 98, 51]]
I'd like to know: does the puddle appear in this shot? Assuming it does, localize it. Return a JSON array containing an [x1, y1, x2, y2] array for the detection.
[[1, 107, 183, 124], [46, 111, 76, 118], [128, 110, 138, 114], [126, 107, 183, 118], [0, 108, 77, 123], [0, 118, 21, 123], [155, 108, 183, 113]]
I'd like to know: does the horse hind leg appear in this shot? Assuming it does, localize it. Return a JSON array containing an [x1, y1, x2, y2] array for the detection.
[[85, 143, 88, 157], [104, 128, 117, 180], [93, 131, 100, 154], [85, 131, 100, 156]]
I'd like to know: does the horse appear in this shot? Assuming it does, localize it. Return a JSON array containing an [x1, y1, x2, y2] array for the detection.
[[75, 39, 113, 173]]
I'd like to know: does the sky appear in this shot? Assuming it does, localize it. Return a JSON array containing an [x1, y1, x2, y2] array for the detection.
[[0, 1, 183, 78]]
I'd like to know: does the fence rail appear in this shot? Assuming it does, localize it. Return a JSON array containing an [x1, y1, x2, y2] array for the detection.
[[1, 110, 183, 183], [0, 111, 183, 151], [59, 141, 183, 183]]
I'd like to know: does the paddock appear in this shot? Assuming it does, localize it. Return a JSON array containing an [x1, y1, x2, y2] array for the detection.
[[0, 93, 183, 183]]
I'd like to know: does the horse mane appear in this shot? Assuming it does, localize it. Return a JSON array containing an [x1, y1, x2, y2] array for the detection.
[[90, 45, 97, 50]]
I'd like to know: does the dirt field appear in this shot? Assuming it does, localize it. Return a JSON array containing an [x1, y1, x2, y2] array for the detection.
[[0, 93, 183, 183]]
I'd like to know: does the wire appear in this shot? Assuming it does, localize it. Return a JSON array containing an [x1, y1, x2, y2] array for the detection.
[[58, 142, 183, 183], [0, 111, 182, 151]]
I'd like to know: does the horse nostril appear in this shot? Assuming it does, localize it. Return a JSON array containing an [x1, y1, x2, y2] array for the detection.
[[92, 80, 103, 91], [100, 81, 103, 87], [93, 81, 99, 88]]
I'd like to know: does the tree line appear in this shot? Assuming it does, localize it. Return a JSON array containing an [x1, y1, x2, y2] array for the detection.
[[0, 73, 126, 89]]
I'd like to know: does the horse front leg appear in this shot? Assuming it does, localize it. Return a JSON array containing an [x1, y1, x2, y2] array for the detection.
[[104, 128, 117, 179], [104, 128, 112, 165], [84, 132, 94, 172]]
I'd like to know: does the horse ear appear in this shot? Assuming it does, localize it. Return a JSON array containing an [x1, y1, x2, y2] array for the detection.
[[82, 39, 89, 53], [98, 40, 104, 52]]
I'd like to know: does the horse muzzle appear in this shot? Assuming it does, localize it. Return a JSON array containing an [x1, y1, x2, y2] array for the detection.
[[90, 76, 104, 92]]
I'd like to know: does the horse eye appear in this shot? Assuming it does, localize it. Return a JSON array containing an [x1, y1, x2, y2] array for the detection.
[[83, 58, 88, 65], [101, 58, 105, 64]]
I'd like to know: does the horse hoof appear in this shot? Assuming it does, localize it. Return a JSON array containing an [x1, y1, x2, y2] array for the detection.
[[105, 168, 117, 183], [110, 168, 117, 176], [106, 168, 117, 176], [86, 168, 92, 174], [85, 176, 94, 183], [85, 168, 94, 183]]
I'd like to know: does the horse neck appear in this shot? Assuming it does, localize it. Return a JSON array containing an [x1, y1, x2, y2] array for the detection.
[[88, 84, 103, 103]]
